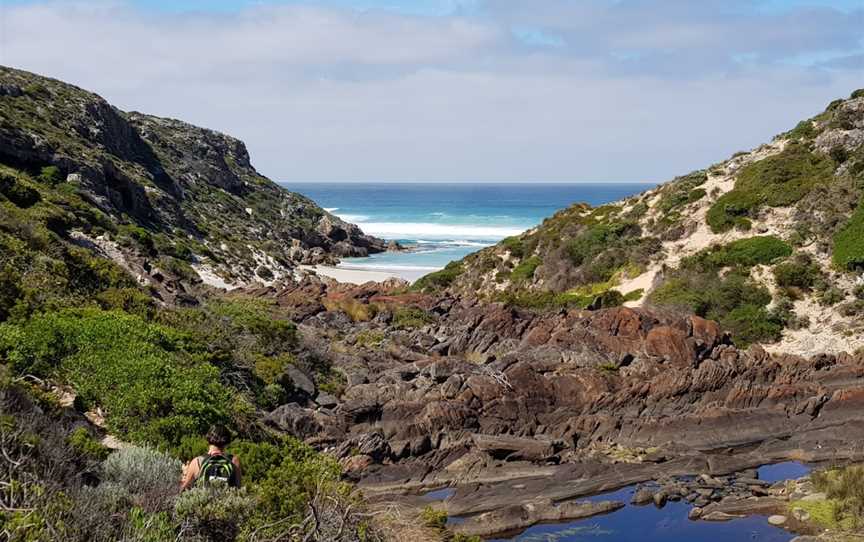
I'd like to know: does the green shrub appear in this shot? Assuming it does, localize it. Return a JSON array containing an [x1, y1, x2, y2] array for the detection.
[[67, 427, 109, 461], [0, 309, 233, 449], [566, 222, 632, 267], [784, 120, 817, 140], [116, 224, 155, 253], [420, 505, 448, 530], [650, 269, 779, 345], [411, 261, 464, 293], [510, 256, 541, 282], [808, 465, 864, 529], [392, 306, 434, 329], [833, 198, 864, 270], [95, 287, 155, 319], [253, 353, 294, 385], [655, 171, 708, 218], [0, 173, 41, 208], [174, 486, 256, 541], [38, 166, 62, 185], [854, 284, 864, 300], [820, 286, 846, 306], [688, 236, 792, 270], [773, 255, 823, 290], [501, 236, 525, 258], [720, 304, 784, 347], [246, 438, 342, 522], [707, 144, 835, 233]]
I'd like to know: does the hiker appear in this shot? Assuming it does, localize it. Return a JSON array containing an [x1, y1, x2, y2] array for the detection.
[[180, 425, 242, 491]]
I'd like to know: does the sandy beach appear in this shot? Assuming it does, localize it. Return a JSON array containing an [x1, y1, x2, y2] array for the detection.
[[301, 265, 404, 285]]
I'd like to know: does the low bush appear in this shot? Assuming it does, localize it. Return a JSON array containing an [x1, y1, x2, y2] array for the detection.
[[175, 486, 256, 541], [806, 465, 864, 529], [510, 256, 541, 282], [820, 286, 846, 306], [687, 236, 792, 270], [67, 427, 109, 461], [392, 306, 434, 329], [773, 254, 823, 290], [0, 173, 41, 208], [833, 197, 864, 270], [650, 269, 778, 346], [501, 236, 525, 258], [707, 143, 835, 233], [38, 165, 62, 185], [101, 446, 182, 501], [720, 305, 784, 346], [411, 261, 464, 293]]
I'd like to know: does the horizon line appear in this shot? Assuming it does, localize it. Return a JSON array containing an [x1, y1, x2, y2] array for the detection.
[[277, 180, 659, 184]]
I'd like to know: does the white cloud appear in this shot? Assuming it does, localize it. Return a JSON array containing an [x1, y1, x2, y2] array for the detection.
[[0, 0, 861, 182]]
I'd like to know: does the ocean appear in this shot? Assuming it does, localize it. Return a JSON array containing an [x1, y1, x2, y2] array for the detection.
[[282, 182, 656, 281]]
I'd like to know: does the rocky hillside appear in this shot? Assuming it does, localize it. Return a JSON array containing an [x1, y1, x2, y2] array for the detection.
[[0, 66, 387, 296], [419, 89, 864, 355]]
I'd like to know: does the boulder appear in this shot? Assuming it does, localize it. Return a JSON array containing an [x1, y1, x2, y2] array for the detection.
[[265, 403, 322, 439], [285, 365, 316, 396]]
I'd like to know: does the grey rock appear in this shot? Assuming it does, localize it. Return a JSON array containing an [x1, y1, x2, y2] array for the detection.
[[285, 365, 316, 396], [315, 392, 338, 408], [631, 487, 655, 505], [265, 403, 321, 439]]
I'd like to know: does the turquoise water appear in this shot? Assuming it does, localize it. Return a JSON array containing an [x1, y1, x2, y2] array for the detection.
[[283, 182, 654, 280]]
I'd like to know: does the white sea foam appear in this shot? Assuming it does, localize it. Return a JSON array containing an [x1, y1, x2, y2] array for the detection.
[[338, 263, 440, 272], [324, 207, 339, 213], [336, 214, 371, 223], [353, 222, 524, 239], [415, 239, 490, 247]]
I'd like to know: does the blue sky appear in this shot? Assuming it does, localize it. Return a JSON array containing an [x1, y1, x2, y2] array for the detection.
[[1, 0, 862, 182]]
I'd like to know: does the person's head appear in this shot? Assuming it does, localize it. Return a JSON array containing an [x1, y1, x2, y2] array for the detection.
[[206, 425, 232, 449]]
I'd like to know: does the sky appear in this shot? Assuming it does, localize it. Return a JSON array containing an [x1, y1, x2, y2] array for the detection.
[[0, 1, 862, 182]]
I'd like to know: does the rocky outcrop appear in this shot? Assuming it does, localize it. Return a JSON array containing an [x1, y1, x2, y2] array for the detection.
[[260, 279, 864, 534], [0, 66, 388, 292]]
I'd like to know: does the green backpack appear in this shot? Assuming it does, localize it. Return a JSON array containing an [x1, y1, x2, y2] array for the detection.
[[196, 453, 238, 487]]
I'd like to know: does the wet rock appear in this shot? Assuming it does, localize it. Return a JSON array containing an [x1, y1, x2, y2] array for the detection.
[[452, 499, 624, 538], [631, 487, 655, 505], [702, 511, 744, 521], [768, 515, 788, 526]]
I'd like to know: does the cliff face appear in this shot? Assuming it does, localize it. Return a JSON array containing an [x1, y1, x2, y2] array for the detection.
[[0, 66, 386, 291], [420, 89, 864, 355]]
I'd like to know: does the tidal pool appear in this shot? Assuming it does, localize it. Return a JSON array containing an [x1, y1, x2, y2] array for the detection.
[[490, 462, 813, 542]]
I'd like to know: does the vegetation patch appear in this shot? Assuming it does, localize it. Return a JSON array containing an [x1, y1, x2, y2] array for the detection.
[[650, 270, 783, 346], [707, 143, 836, 233], [686, 236, 793, 270], [392, 306, 435, 329], [0, 308, 232, 450], [833, 196, 864, 270], [411, 261, 465, 293], [510, 256, 541, 283]]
